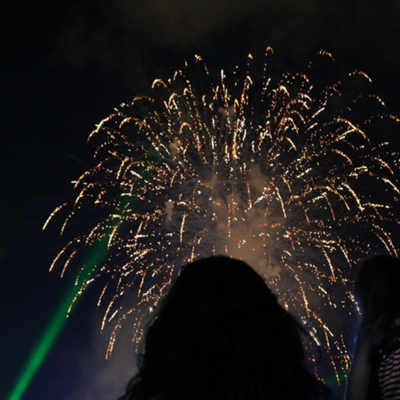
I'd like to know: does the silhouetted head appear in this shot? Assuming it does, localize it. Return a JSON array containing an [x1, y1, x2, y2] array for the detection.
[[121, 256, 329, 400], [356, 255, 400, 337]]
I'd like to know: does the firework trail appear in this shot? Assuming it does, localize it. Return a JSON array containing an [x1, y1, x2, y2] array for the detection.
[[45, 48, 400, 384]]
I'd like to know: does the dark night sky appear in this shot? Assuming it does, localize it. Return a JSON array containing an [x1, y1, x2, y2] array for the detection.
[[2, 1, 400, 399]]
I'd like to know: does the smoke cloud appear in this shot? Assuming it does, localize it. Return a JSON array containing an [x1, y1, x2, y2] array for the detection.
[[65, 315, 138, 400]]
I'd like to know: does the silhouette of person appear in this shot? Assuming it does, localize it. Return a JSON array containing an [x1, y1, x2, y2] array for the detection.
[[346, 255, 400, 400], [119, 255, 331, 400]]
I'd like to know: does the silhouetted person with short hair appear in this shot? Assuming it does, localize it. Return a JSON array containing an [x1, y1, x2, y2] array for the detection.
[[119, 256, 331, 400], [346, 255, 400, 400]]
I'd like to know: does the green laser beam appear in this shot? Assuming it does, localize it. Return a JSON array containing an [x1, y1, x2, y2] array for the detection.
[[8, 176, 157, 400], [7, 289, 77, 400], [7, 239, 108, 400]]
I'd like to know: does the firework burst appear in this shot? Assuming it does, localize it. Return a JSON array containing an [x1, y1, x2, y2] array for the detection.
[[45, 48, 400, 384]]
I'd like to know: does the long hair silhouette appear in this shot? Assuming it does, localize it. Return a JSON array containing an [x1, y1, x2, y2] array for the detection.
[[119, 256, 330, 400], [356, 255, 400, 340]]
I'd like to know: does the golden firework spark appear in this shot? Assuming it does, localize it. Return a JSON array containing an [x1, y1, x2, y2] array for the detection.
[[46, 48, 400, 384]]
